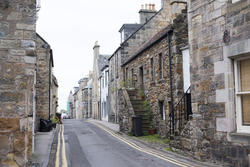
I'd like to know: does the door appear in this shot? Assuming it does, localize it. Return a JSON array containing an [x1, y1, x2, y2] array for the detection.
[[182, 49, 191, 92], [139, 66, 144, 91]]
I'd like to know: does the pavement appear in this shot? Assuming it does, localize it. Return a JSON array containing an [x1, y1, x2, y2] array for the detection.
[[30, 126, 57, 167], [86, 118, 120, 132]]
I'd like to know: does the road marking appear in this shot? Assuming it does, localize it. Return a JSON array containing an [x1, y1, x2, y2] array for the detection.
[[62, 125, 68, 167], [55, 124, 68, 167], [90, 122, 193, 167], [55, 125, 61, 167]]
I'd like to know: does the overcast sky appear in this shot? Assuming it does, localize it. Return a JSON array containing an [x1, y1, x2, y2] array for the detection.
[[37, 0, 161, 111]]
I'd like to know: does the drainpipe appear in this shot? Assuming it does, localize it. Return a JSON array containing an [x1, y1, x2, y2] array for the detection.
[[99, 77, 102, 120], [167, 29, 174, 134], [48, 49, 52, 120], [32, 64, 37, 153]]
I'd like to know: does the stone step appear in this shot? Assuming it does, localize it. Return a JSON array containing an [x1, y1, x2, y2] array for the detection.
[[131, 101, 144, 105]]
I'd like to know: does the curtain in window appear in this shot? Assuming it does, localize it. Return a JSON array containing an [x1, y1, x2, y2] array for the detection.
[[240, 59, 250, 125]]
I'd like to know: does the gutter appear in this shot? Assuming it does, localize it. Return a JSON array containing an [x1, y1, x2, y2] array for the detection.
[[48, 49, 52, 120]]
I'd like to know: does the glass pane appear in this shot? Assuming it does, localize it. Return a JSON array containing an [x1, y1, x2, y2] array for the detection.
[[240, 59, 250, 91], [242, 94, 250, 125]]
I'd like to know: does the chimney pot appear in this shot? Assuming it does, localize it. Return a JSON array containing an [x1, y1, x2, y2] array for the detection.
[[145, 4, 148, 10], [149, 4, 152, 10]]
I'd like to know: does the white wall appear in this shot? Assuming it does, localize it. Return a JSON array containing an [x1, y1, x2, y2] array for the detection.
[[100, 67, 109, 121]]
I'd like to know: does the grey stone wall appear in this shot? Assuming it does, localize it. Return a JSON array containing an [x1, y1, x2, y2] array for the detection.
[[0, 0, 37, 166], [122, 12, 188, 137], [108, 50, 121, 123], [35, 35, 52, 130], [175, 0, 250, 166]]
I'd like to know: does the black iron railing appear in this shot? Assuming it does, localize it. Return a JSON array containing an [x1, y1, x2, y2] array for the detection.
[[169, 87, 192, 136]]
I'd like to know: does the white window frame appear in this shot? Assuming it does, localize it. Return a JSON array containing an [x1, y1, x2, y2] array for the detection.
[[234, 56, 250, 133]]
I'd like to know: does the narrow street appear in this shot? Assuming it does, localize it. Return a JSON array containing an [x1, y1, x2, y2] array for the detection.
[[54, 119, 189, 167]]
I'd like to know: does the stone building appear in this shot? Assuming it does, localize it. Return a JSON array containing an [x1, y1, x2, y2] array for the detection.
[[170, 0, 250, 166], [92, 41, 110, 120], [119, 4, 188, 136], [108, 6, 157, 123], [67, 91, 74, 119], [77, 77, 88, 119], [82, 72, 93, 119], [72, 87, 79, 119], [120, 0, 186, 66], [100, 65, 109, 121], [51, 75, 58, 117], [35, 33, 54, 130], [0, 0, 38, 166], [86, 72, 93, 118]]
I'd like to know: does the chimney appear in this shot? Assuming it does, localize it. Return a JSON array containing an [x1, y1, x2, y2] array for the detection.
[[170, 0, 187, 17], [93, 41, 100, 71], [152, 4, 155, 11], [139, 3, 157, 24]]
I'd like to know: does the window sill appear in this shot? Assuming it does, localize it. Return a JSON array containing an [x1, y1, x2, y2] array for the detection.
[[229, 132, 250, 144]]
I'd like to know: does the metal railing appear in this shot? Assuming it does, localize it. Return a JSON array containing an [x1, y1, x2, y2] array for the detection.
[[169, 87, 192, 136]]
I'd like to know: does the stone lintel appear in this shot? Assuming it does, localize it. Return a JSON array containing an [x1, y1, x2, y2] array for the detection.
[[223, 39, 250, 59]]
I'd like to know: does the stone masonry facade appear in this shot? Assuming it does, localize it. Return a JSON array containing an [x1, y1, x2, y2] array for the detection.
[[35, 34, 53, 130], [0, 0, 37, 166], [121, 12, 188, 137], [169, 0, 250, 167]]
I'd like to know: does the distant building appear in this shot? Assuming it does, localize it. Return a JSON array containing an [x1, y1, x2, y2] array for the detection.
[[92, 42, 110, 120], [100, 65, 109, 121], [72, 87, 79, 119], [67, 91, 74, 118], [51, 75, 58, 117], [35, 34, 55, 130]]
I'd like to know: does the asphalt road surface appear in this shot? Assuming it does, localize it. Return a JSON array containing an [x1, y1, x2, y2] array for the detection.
[[57, 119, 187, 167]]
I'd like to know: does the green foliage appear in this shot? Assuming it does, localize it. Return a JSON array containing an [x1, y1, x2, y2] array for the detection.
[[137, 134, 170, 145], [119, 77, 133, 88], [138, 88, 144, 98], [142, 100, 150, 111], [165, 147, 173, 152], [110, 86, 118, 93], [50, 117, 59, 124]]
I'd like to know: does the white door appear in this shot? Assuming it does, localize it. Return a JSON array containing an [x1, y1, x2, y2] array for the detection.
[[182, 48, 191, 92]]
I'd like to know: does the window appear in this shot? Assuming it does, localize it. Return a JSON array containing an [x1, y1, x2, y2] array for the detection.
[[125, 67, 129, 81], [150, 57, 154, 81], [105, 71, 108, 87], [159, 53, 163, 79], [234, 57, 250, 133], [116, 54, 119, 78], [131, 68, 135, 87], [102, 77, 104, 88], [159, 101, 165, 120]]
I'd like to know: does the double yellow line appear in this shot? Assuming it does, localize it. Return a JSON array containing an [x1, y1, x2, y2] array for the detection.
[[55, 124, 68, 167], [90, 122, 193, 167]]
